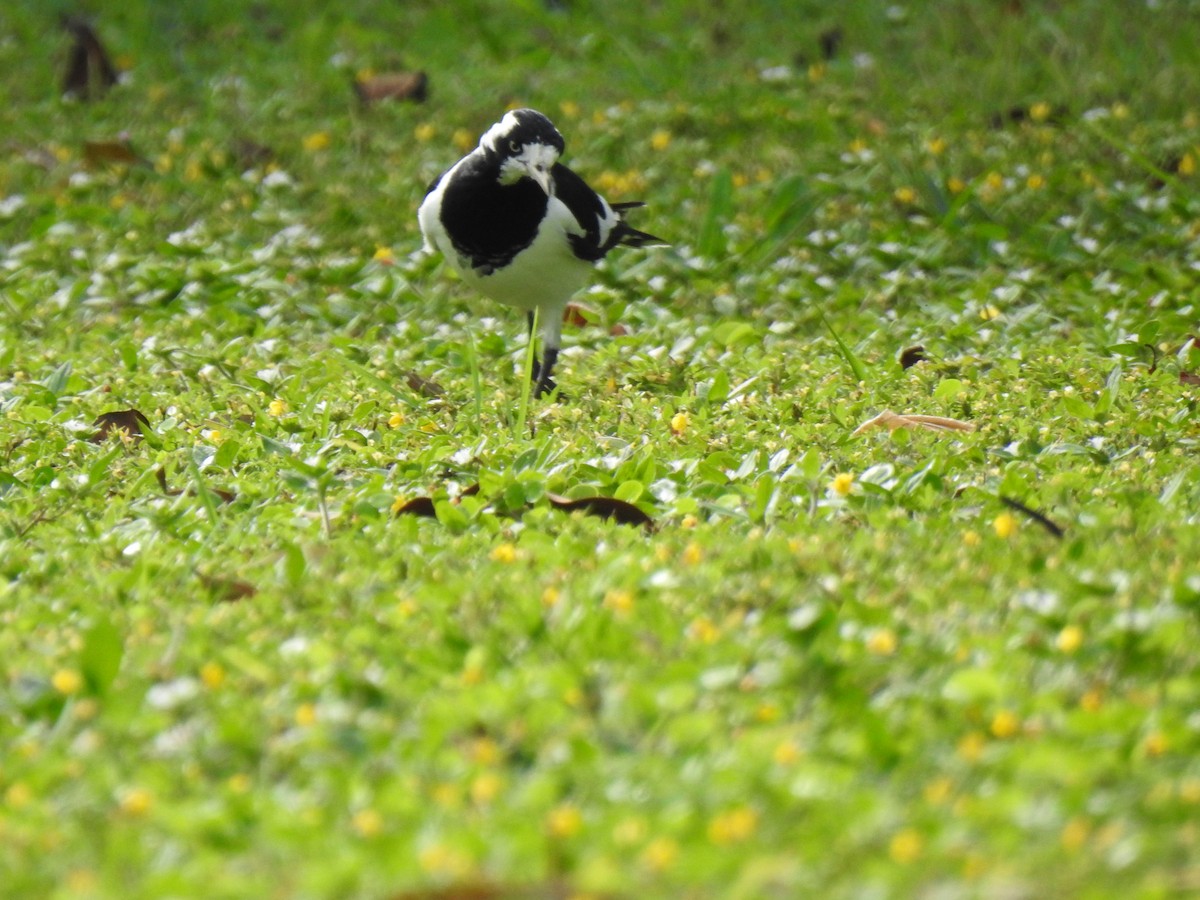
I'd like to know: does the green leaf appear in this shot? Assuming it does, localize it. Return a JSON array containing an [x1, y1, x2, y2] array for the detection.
[[933, 378, 967, 401], [697, 167, 734, 259], [942, 667, 1002, 704], [80, 618, 123, 696], [614, 480, 644, 503]]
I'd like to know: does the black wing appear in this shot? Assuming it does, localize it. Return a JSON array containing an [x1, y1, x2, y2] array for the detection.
[[552, 163, 665, 262]]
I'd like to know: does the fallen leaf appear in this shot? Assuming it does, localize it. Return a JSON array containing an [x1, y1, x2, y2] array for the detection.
[[394, 496, 436, 518], [852, 409, 975, 436], [91, 408, 150, 444], [609, 323, 631, 337], [62, 16, 119, 100], [197, 572, 257, 602], [547, 494, 655, 529], [83, 137, 150, 168], [1000, 496, 1064, 538], [354, 71, 428, 105], [563, 302, 598, 327], [898, 345, 928, 369], [404, 371, 445, 398]]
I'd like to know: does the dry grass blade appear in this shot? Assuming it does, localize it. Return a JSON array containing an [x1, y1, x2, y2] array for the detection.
[[852, 409, 975, 436]]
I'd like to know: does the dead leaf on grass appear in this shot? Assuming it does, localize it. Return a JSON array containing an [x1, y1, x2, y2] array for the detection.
[[91, 408, 150, 444], [83, 137, 151, 168], [852, 409, 975, 436], [197, 572, 258, 602], [404, 371, 446, 398], [547, 494, 655, 529], [354, 71, 428, 105], [898, 345, 928, 369]]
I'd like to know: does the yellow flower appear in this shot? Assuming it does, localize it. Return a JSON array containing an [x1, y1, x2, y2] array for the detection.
[[204, 428, 223, 444], [559, 100, 581, 118], [650, 129, 672, 152], [848, 137, 868, 155], [957, 731, 986, 762], [985, 171, 1004, 192], [681, 542, 703, 566], [417, 842, 470, 878], [962, 529, 981, 548], [352, 808, 384, 837], [268, 399, 287, 417], [686, 616, 719, 644], [52, 669, 83, 695], [1142, 731, 1169, 757], [541, 585, 561, 608], [831, 472, 854, 496], [373, 245, 395, 265], [640, 837, 679, 872], [1080, 688, 1103, 712], [4, 782, 33, 809], [992, 512, 1018, 539], [388, 411, 405, 428], [295, 703, 317, 727], [707, 806, 758, 845], [546, 803, 583, 838], [888, 828, 923, 864], [489, 542, 517, 563], [893, 186, 918, 205], [1111, 102, 1129, 119], [470, 772, 503, 805], [867, 628, 898, 656], [670, 411, 689, 435], [979, 304, 1001, 321], [200, 661, 225, 689], [603, 589, 634, 616], [923, 777, 953, 805], [807, 62, 825, 82], [926, 136, 946, 156], [1060, 817, 1089, 851], [452, 128, 474, 152], [302, 131, 331, 152], [755, 702, 780, 723], [773, 740, 801, 765], [1030, 101, 1052, 122], [1178, 152, 1195, 176], [1056, 624, 1084, 654], [1026, 173, 1046, 190], [390, 495, 408, 515], [118, 787, 153, 817], [681, 514, 699, 529], [414, 123, 436, 143], [612, 816, 647, 846], [990, 709, 1020, 739], [947, 175, 966, 194], [470, 736, 501, 765]]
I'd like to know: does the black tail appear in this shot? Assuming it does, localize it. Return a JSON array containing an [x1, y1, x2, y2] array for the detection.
[[612, 201, 667, 248]]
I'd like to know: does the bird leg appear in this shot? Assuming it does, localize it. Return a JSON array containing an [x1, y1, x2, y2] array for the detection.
[[533, 346, 559, 398]]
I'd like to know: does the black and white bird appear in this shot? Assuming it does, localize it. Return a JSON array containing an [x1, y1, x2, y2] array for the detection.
[[418, 108, 663, 397]]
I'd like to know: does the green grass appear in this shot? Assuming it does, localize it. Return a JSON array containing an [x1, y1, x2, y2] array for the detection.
[[3, 0, 1200, 896]]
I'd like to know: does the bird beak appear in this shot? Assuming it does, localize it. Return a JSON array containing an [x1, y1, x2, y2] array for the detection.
[[521, 143, 558, 196]]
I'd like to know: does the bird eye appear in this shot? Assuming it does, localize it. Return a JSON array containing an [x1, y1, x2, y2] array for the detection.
[[508, 139, 521, 153]]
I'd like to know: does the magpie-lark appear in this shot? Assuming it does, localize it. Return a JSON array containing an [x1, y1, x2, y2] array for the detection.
[[418, 108, 663, 397]]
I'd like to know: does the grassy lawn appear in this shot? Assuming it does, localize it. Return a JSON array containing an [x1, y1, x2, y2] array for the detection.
[[3, 1, 1200, 896]]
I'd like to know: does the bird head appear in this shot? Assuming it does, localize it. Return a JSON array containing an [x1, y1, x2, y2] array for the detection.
[[480, 108, 564, 195]]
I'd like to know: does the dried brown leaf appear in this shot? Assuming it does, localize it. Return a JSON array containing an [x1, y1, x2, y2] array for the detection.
[[83, 138, 150, 168], [197, 572, 258, 602], [354, 71, 428, 105], [563, 302, 598, 328], [852, 409, 975, 437], [547, 494, 654, 529], [404, 371, 445, 398], [898, 345, 928, 369], [91, 408, 149, 444], [394, 496, 437, 518]]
